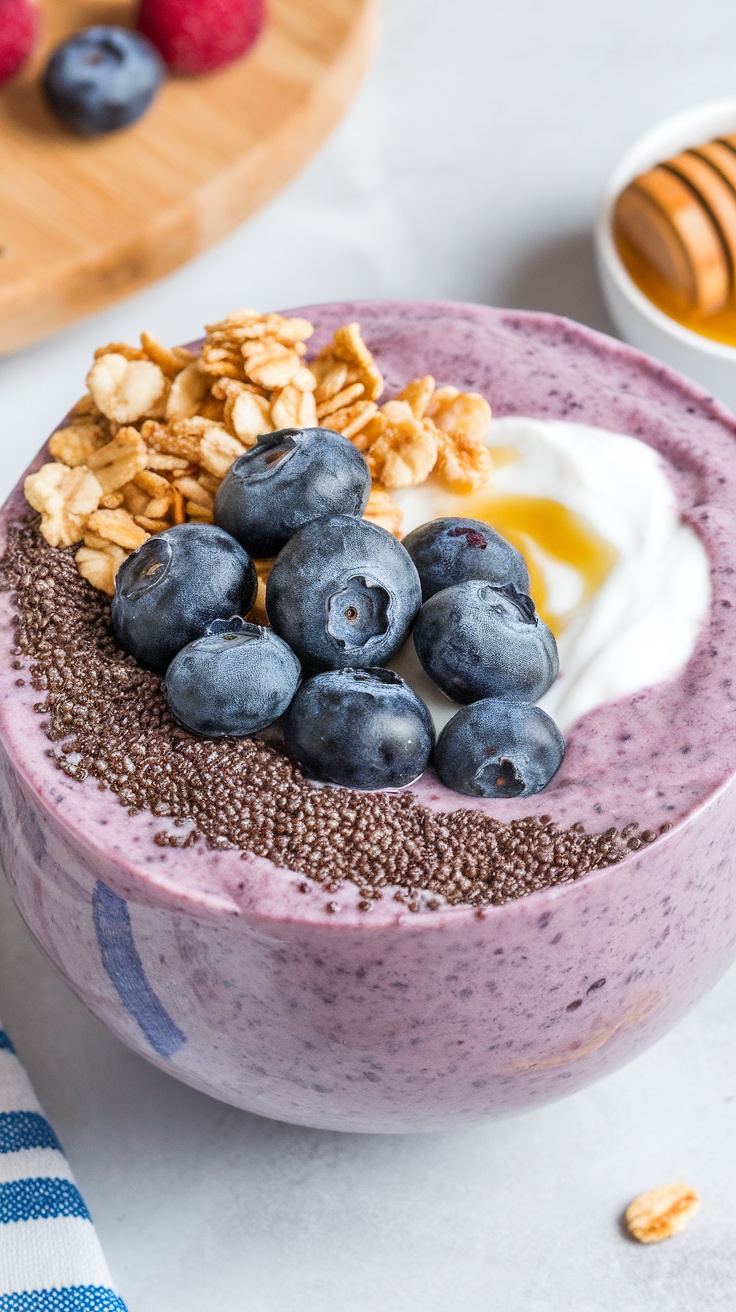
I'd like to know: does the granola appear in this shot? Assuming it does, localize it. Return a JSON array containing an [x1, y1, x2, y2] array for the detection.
[[625, 1183, 701, 1244], [24, 309, 496, 596]]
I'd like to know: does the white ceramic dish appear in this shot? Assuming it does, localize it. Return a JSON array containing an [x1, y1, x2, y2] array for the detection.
[[596, 98, 736, 412]]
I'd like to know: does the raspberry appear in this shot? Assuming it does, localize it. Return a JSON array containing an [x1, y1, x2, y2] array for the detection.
[[136, 0, 265, 75], [0, 0, 39, 86]]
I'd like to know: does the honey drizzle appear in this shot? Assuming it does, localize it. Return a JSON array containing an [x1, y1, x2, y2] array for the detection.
[[461, 458, 619, 635], [615, 228, 736, 347]]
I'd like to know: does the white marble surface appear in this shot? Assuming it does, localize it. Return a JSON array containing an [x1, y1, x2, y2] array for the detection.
[[2, 0, 736, 1306]]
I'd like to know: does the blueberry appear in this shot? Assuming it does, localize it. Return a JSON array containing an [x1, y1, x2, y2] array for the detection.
[[214, 428, 371, 557], [413, 580, 559, 704], [43, 26, 164, 136], [165, 619, 301, 738], [266, 515, 422, 670], [111, 523, 257, 674], [434, 699, 565, 798], [283, 667, 435, 790], [402, 516, 530, 600]]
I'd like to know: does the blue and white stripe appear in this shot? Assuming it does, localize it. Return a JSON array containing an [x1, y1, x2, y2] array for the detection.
[[0, 1023, 127, 1311]]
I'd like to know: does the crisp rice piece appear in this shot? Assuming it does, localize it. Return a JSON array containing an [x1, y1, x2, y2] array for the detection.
[[122, 481, 153, 517], [198, 394, 227, 423], [93, 341, 147, 362], [199, 343, 245, 381], [427, 384, 458, 407], [135, 516, 170, 533], [99, 491, 125, 510], [144, 493, 173, 519], [270, 384, 318, 431], [323, 399, 378, 441], [328, 322, 384, 400], [313, 361, 349, 403], [363, 483, 403, 537], [140, 332, 195, 380], [212, 377, 268, 401], [75, 543, 127, 596], [241, 339, 305, 390], [87, 508, 150, 552], [434, 428, 493, 494], [25, 463, 103, 548], [87, 353, 168, 425], [197, 425, 246, 478], [310, 331, 382, 405], [86, 427, 148, 494], [291, 364, 317, 392], [224, 385, 272, 445], [171, 485, 186, 525], [141, 418, 203, 464], [145, 451, 192, 472], [196, 471, 222, 494], [121, 483, 151, 517], [364, 401, 438, 488], [297, 389, 318, 428], [270, 315, 313, 346], [625, 1184, 701, 1244], [316, 382, 365, 420], [207, 311, 313, 348], [166, 362, 212, 420], [428, 388, 492, 444], [205, 307, 261, 333], [398, 375, 435, 419], [174, 477, 213, 509], [49, 421, 108, 467], [268, 385, 299, 431], [425, 387, 493, 492], [186, 503, 214, 522], [134, 469, 171, 498]]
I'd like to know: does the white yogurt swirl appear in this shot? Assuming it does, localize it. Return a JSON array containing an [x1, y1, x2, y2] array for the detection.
[[389, 417, 711, 735]]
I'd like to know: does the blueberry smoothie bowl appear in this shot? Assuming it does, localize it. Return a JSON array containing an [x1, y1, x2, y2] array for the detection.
[[0, 300, 734, 1133]]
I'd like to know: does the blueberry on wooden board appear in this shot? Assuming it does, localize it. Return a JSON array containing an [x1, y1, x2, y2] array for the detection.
[[43, 27, 164, 136]]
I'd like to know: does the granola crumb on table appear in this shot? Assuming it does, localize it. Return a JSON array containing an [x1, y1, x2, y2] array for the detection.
[[625, 1183, 702, 1244], [23, 309, 495, 597]]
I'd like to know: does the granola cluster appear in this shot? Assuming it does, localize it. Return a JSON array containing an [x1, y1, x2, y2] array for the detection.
[[24, 310, 494, 597]]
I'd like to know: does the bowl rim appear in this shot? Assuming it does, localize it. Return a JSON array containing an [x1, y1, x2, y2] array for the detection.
[[596, 95, 736, 366]]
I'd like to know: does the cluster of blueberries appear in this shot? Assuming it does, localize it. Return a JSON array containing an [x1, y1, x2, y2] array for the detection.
[[111, 426, 565, 798]]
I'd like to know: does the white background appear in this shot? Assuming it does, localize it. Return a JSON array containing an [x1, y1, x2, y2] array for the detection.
[[2, 0, 736, 1306]]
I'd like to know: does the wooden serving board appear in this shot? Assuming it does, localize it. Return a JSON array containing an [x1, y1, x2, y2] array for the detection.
[[0, 0, 379, 355]]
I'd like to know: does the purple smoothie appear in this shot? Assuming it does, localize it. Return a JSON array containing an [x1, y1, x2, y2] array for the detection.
[[0, 301, 735, 1132]]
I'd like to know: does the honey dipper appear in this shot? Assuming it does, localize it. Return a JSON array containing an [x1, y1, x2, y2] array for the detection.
[[614, 136, 736, 315]]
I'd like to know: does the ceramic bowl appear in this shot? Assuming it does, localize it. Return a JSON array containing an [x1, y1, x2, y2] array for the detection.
[[2, 301, 736, 1133], [596, 98, 736, 410]]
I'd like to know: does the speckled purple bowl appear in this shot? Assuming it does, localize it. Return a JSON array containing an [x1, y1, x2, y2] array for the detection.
[[1, 301, 736, 1133]]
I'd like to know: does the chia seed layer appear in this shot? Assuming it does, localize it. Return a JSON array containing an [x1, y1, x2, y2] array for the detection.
[[0, 521, 641, 908]]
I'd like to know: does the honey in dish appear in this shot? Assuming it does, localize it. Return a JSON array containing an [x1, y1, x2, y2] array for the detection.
[[440, 445, 619, 637], [616, 227, 736, 348], [613, 130, 736, 346]]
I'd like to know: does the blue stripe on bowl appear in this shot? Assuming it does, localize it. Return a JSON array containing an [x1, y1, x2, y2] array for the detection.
[[0, 1032, 15, 1054], [92, 883, 186, 1060], [0, 1289, 127, 1311], [0, 1178, 89, 1224], [0, 1113, 62, 1156]]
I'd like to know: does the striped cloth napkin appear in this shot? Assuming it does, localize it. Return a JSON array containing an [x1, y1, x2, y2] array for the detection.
[[0, 1021, 127, 1311]]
